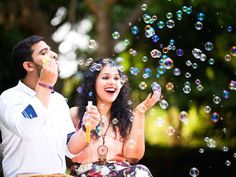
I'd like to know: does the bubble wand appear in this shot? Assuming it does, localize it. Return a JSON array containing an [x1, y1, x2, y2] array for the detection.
[[85, 101, 92, 144], [42, 57, 49, 66]]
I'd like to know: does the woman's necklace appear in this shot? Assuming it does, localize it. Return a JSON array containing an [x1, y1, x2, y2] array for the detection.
[[97, 119, 110, 165]]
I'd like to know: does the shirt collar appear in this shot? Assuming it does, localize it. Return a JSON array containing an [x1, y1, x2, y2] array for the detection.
[[18, 80, 36, 97]]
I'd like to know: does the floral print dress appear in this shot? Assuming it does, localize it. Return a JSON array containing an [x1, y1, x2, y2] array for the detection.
[[70, 161, 153, 177]]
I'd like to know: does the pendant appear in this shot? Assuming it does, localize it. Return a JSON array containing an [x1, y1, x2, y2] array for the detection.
[[97, 144, 108, 165], [97, 144, 108, 156]]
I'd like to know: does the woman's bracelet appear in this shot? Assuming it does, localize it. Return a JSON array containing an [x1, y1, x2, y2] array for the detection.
[[38, 82, 54, 93]]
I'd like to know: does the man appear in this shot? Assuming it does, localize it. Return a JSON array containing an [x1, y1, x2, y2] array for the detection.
[[0, 35, 76, 177]]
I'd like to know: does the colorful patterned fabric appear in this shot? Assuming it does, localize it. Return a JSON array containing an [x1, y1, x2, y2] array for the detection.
[[70, 161, 153, 177]]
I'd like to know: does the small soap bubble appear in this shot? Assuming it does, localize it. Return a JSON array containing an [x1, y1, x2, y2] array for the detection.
[[208, 58, 215, 65], [131, 26, 139, 35], [176, 10, 183, 17], [166, 12, 173, 19], [195, 79, 201, 85], [222, 128, 227, 134], [77, 86, 83, 94], [164, 58, 174, 69], [123, 39, 130, 46], [185, 72, 192, 78], [186, 7, 192, 14], [127, 100, 133, 106], [150, 49, 162, 58], [169, 39, 175, 45], [159, 100, 169, 109], [95, 63, 103, 71], [183, 85, 191, 94], [88, 39, 97, 49], [143, 68, 152, 79], [213, 96, 221, 104], [204, 42, 213, 51], [157, 21, 165, 29], [112, 31, 120, 39], [166, 19, 175, 28], [225, 54, 231, 61], [166, 126, 175, 136], [200, 53, 207, 62], [229, 80, 236, 90], [139, 81, 147, 90], [145, 26, 155, 38], [192, 48, 202, 59], [222, 146, 229, 152], [195, 21, 203, 30], [151, 82, 162, 92], [227, 25, 234, 32], [197, 12, 205, 21], [182, 6, 188, 12], [142, 56, 148, 62], [205, 137, 216, 148], [112, 118, 119, 125], [223, 90, 230, 99], [225, 160, 231, 166], [212, 112, 220, 123], [156, 117, 164, 127], [88, 91, 93, 97], [162, 47, 169, 54], [173, 68, 181, 76], [166, 82, 174, 91], [199, 148, 205, 153], [180, 111, 188, 124], [230, 46, 236, 57], [141, 3, 148, 11], [176, 48, 184, 56], [196, 84, 204, 91], [157, 65, 167, 75], [189, 167, 199, 177], [130, 67, 140, 76], [152, 34, 159, 43], [192, 63, 198, 69]]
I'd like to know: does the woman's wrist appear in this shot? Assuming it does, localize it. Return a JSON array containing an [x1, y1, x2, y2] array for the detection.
[[135, 104, 147, 115]]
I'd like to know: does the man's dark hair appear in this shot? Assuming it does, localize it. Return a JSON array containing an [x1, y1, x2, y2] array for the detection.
[[11, 35, 43, 79]]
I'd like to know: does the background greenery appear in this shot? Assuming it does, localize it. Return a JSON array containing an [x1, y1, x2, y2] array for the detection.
[[0, 0, 236, 176]]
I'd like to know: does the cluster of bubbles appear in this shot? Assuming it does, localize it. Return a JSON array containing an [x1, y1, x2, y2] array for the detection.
[[112, 2, 236, 176], [72, 1, 235, 176], [113, 3, 236, 130]]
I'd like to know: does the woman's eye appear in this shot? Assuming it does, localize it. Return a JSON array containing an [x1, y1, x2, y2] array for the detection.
[[114, 77, 120, 81], [102, 76, 109, 80]]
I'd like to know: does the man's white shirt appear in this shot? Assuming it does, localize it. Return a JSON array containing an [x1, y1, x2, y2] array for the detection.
[[0, 81, 75, 177]]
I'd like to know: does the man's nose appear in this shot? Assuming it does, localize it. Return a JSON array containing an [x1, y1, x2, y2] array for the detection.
[[51, 51, 58, 60]]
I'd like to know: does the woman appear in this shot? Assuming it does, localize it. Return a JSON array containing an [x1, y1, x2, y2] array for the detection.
[[68, 58, 161, 176]]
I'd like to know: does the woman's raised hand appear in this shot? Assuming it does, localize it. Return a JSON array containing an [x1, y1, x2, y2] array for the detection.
[[135, 90, 162, 113]]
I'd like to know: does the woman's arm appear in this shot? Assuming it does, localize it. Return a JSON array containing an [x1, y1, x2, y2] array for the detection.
[[67, 106, 88, 154], [70, 106, 79, 128], [67, 105, 101, 155], [123, 90, 161, 163]]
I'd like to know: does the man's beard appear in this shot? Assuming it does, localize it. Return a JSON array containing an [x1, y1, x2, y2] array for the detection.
[[34, 63, 60, 78], [34, 64, 42, 78]]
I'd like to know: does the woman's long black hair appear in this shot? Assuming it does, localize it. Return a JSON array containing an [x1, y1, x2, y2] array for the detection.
[[76, 58, 133, 138]]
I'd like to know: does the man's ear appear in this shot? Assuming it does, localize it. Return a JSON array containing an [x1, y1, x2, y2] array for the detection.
[[22, 61, 34, 72]]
